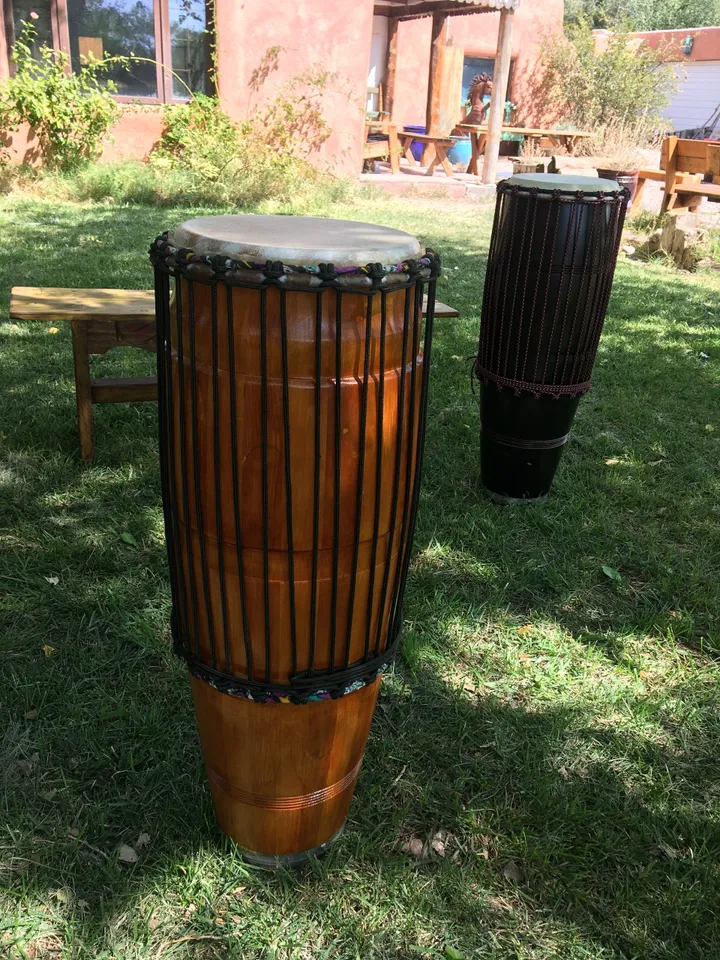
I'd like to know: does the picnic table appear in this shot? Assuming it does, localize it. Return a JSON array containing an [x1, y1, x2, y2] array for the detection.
[[457, 124, 593, 176]]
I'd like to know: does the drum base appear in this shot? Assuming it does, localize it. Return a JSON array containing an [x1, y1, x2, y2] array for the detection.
[[190, 676, 380, 863], [485, 489, 548, 505], [239, 823, 346, 869], [480, 384, 580, 502]]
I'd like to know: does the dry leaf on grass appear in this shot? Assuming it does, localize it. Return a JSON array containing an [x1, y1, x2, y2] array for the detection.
[[51, 887, 73, 905], [135, 832, 151, 850], [400, 838, 424, 858], [41, 645, 55, 657], [502, 860, 525, 883], [118, 844, 138, 864], [44, 577, 59, 585]]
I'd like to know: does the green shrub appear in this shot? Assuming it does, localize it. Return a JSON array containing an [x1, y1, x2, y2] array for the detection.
[[152, 55, 345, 206], [541, 19, 677, 131], [0, 21, 121, 171], [565, 0, 720, 31]]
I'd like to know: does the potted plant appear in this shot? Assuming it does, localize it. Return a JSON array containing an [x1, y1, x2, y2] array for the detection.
[[511, 137, 555, 175], [588, 119, 653, 201], [595, 146, 644, 200]]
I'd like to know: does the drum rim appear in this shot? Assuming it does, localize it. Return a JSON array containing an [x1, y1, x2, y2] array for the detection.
[[170, 213, 423, 268], [150, 232, 440, 288], [501, 173, 628, 198]]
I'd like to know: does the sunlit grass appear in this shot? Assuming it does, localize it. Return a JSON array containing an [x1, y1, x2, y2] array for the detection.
[[1, 192, 720, 959]]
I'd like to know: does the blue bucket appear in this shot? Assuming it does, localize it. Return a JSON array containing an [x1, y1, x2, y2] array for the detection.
[[446, 137, 472, 168], [403, 124, 426, 162]]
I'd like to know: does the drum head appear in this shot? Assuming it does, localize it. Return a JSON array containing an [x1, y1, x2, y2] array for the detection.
[[170, 214, 423, 268], [507, 173, 621, 194]]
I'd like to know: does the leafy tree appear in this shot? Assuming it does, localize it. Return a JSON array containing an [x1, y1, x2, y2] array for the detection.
[[565, 0, 720, 30], [541, 19, 677, 129]]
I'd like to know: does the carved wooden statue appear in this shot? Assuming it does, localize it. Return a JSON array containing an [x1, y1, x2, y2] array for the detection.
[[454, 73, 493, 133]]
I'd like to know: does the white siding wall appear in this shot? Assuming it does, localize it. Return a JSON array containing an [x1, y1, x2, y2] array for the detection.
[[663, 62, 720, 134]]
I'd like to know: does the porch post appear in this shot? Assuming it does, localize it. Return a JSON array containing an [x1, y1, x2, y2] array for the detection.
[[386, 17, 399, 119], [482, 7, 514, 184], [425, 12, 448, 135]]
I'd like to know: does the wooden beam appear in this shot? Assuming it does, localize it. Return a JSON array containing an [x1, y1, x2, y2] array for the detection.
[[385, 17, 399, 120], [90, 377, 159, 404], [426, 13, 448, 136], [482, 7, 513, 185], [375, 3, 504, 18]]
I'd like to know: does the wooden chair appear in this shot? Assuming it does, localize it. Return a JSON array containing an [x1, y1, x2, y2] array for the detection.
[[363, 118, 400, 174], [632, 137, 720, 215]]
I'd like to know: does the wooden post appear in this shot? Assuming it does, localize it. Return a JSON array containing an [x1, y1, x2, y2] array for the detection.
[[426, 13, 448, 136], [0, 5, 10, 81], [385, 17, 399, 120], [482, 8, 514, 185], [661, 135, 679, 213]]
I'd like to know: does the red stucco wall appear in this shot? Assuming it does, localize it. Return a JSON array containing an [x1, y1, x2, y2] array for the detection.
[[629, 26, 720, 61], [1, 107, 163, 165], [213, 0, 373, 177], [390, 1, 565, 129]]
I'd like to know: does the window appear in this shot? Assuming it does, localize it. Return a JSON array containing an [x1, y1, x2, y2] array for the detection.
[[169, 0, 208, 99], [10, 0, 53, 57], [67, 0, 158, 98], [3, 0, 212, 101], [462, 55, 515, 103]]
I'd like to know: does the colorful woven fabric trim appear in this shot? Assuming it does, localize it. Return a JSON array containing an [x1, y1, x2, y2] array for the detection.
[[188, 669, 378, 705]]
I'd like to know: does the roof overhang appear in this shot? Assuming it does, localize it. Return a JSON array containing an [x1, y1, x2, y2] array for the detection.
[[374, 0, 521, 20]]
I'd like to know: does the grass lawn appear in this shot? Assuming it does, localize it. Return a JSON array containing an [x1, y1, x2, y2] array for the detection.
[[1, 192, 720, 960]]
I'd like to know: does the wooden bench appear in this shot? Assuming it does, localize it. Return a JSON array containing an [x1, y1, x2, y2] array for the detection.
[[632, 137, 720, 215], [398, 131, 455, 177], [10, 286, 458, 460]]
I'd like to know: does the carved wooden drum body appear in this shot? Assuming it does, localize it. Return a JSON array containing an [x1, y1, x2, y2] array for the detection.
[[475, 174, 629, 502], [151, 215, 439, 864]]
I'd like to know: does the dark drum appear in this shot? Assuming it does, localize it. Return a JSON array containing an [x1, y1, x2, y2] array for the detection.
[[150, 215, 439, 866], [475, 174, 629, 502]]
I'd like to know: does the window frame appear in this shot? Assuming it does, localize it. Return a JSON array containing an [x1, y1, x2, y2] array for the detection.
[[1, 0, 213, 103]]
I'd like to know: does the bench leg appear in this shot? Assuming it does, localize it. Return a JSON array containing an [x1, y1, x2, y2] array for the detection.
[[388, 127, 400, 175], [402, 139, 418, 167], [71, 319, 95, 461], [630, 177, 646, 216], [437, 145, 454, 178]]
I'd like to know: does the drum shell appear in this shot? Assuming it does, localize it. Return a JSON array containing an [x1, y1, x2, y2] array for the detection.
[[164, 281, 424, 683], [483, 190, 614, 387]]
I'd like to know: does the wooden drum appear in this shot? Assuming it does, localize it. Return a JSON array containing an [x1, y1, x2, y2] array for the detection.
[[150, 216, 439, 865], [475, 174, 628, 502]]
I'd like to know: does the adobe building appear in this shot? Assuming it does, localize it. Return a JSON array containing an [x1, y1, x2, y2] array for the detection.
[[0, 0, 564, 175]]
